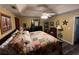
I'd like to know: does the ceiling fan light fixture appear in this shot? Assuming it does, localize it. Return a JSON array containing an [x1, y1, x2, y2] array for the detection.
[[41, 15, 48, 19], [42, 13, 51, 17]]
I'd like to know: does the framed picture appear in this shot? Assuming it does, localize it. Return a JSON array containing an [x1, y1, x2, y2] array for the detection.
[[50, 21, 54, 26], [1, 16, 7, 33], [56, 20, 59, 27], [6, 17, 12, 30], [0, 14, 12, 34]]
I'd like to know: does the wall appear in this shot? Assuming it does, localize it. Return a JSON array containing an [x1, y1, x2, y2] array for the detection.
[[0, 6, 16, 39], [19, 17, 32, 28], [19, 17, 44, 30], [51, 10, 79, 45]]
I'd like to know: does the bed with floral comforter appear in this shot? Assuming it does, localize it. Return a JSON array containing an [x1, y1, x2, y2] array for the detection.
[[25, 31, 60, 54], [30, 31, 58, 46], [0, 31, 62, 55]]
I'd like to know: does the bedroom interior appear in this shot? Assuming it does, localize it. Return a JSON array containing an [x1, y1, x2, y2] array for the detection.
[[0, 4, 79, 55]]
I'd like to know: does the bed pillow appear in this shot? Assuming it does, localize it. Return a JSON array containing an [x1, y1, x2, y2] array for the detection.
[[24, 31, 30, 36], [7, 37, 26, 54], [10, 34, 22, 44], [20, 31, 32, 43], [12, 39, 25, 54], [20, 34, 32, 43]]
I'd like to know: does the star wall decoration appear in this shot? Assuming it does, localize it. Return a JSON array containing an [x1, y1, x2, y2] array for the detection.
[[63, 20, 68, 25]]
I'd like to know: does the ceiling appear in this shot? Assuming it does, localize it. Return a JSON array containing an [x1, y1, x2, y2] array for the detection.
[[1, 4, 79, 17]]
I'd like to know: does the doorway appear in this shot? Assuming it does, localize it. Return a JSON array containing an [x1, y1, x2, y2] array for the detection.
[[15, 17, 20, 30], [74, 17, 79, 44]]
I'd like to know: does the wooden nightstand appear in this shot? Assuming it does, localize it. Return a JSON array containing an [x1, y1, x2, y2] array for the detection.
[[49, 27, 57, 38]]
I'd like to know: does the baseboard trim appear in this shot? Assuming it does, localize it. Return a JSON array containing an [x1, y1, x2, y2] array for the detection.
[[61, 39, 73, 45]]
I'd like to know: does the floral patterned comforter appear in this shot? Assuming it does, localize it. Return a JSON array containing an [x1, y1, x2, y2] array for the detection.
[[30, 31, 58, 43], [25, 31, 58, 53]]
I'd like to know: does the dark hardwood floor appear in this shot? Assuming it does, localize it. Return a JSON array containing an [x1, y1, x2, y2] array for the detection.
[[63, 42, 79, 55], [49, 42, 79, 55]]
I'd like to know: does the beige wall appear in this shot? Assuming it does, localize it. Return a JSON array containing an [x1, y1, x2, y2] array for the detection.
[[0, 6, 16, 39], [50, 10, 79, 45], [19, 17, 32, 28], [19, 17, 44, 30]]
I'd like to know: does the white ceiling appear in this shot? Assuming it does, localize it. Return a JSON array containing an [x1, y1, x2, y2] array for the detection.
[[1, 4, 79, 17]]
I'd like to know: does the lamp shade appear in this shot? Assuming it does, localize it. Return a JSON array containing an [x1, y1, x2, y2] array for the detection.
[[57, 25, 63, 31], [57, 25, 62, 29]]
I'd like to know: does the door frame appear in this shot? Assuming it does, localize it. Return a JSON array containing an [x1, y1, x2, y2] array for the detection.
[[73, 16, 79, 44], [73, 16, 79, 45]]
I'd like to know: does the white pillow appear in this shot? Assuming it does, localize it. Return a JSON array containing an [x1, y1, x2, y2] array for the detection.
[[22, 35, 32, 42], [0, 36, 13, 48], [20, 31, 32, 42], [24, 31, 30, 36]]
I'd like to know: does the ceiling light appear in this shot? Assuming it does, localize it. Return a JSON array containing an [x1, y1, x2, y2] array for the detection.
[[41, 12, 56, 19], [42, 13, 55, 16], [42, 13, 51, 17], [41, 15, 48, 19]]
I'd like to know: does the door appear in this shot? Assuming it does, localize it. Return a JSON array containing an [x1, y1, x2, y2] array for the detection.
[[15, 17, 20, 30], [75, 17, 79, 43]]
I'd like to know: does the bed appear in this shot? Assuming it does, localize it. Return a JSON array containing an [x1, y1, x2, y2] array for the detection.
[[27, 31, 62, 55], [0, 30, 62, 55]]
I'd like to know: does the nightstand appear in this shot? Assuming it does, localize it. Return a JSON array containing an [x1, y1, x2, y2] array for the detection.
[[49, 27, 57, 38]]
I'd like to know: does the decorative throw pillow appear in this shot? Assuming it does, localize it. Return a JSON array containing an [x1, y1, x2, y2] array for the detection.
[[24, 31, 30, 36], [10, 35, 22, 44], [13, 40, 24, 53], [9, 36, 26, 54], [20, 31, 32, 43]]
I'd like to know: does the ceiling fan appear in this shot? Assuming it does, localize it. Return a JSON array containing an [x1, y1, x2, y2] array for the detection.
[[41, 12, 56, 19]]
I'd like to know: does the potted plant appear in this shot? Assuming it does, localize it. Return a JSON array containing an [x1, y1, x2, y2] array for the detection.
[[22, 23, 27, 30]]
